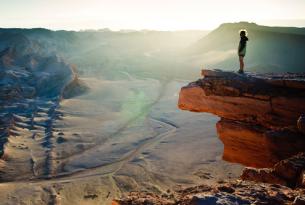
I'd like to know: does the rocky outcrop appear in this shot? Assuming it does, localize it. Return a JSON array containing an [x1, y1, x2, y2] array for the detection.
[[241, 153, 305, 188], [179, 69, 305, 130], [62, 65, 88, 99], [114, 180, 305, 205], [178, 69, 305, 168]]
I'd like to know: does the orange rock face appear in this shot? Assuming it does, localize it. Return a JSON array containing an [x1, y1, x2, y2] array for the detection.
[[179, 86, 272, 127], [179, 70, 305, 130], [178, 69, 305, 168], [217, 119, 305, 168]]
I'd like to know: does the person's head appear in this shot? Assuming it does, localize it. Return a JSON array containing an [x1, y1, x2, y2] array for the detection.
[[239, 29, 247, 37]]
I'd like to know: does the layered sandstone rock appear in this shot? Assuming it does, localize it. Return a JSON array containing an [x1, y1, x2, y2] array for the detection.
[[178, 69, 305, 169], [241, 153, 305, 188], [179, 69, 305, 130], [217, 119, 305, 168]]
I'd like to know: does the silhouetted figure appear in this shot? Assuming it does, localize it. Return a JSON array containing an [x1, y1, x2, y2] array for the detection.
[[238, 30, 248, 74]]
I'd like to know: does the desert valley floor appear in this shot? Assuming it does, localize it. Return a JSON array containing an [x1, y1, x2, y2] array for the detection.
[[0, 76, 242, 204]]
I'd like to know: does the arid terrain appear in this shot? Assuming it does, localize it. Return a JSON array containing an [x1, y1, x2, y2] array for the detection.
[[0, 75, 243, 204], [1, 22, 305, 204]]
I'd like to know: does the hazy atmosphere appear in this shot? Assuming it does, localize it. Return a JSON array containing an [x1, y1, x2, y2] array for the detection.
[[0, 1, 305, 205], [1, 0, 305, 30]]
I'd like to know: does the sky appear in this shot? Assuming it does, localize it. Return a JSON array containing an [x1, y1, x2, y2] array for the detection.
[[0, 0, 305, 31]]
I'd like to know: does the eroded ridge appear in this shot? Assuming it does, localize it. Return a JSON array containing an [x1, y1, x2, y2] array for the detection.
[[0, 38, 86, 181]]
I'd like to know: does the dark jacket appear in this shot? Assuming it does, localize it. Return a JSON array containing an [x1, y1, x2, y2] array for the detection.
[[238, 36, 248, 56]]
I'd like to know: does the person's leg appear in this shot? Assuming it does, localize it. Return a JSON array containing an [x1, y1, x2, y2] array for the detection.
[[239, 56, 244, 72]]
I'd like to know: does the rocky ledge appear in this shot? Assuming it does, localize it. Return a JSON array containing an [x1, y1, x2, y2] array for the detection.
[[114, 177, 305, 205], [178, 69, 305, 169], [178, 69, 305, 189]]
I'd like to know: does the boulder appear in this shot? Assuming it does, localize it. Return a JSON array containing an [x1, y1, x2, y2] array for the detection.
[[274, 153, 305, 187], [241, 153, 305, 188]]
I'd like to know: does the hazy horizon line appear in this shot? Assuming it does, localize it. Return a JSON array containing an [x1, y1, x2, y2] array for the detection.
[[0, 20, 305, 32]]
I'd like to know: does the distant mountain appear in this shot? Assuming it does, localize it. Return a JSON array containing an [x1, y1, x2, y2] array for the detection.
[[1, 23, 304, 80], [0, 28, 209, 79], [0, 33, 86, 99], [186, 22, 305, 73]]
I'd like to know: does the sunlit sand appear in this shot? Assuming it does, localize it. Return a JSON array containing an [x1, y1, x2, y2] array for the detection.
[[0, 76, 242, 204]]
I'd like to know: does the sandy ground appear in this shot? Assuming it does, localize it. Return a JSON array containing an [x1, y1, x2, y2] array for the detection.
[[0, 77, 242, 205]]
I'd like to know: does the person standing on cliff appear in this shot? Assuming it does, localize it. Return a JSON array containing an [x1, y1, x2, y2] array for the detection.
[[238, 29, 249, 74]]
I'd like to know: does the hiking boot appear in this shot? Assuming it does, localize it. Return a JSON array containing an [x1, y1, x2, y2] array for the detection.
[[237, 69, 244, 74]]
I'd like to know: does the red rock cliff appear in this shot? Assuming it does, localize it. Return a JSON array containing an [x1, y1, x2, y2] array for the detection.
[[178, 69, 305, 168]]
